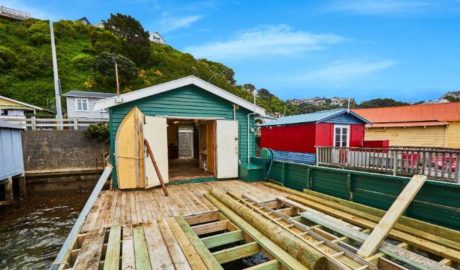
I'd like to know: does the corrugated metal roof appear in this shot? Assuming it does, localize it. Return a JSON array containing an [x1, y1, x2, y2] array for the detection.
[[0, 119, 22, 129], [353, 102, 460, 123], [63, 90, 116, 99], [260, 108, 368, 126]]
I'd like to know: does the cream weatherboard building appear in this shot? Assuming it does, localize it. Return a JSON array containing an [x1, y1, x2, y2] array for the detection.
[[353, 102, 460, 148]]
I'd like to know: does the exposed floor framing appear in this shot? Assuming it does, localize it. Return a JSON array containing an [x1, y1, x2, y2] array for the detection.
[[57, 180, 460, 270]]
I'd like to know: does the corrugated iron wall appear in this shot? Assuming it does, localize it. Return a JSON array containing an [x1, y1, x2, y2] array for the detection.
[[0, 128, 24, 182], [262, 159, 460, 230]]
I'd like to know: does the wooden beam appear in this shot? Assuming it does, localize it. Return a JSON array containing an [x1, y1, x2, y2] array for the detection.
[[202, 230, 244, 249], [244, 260, 281, 270], [264, 182, 460, 251], [279, 197, 454, 270], [175, 216, 224, 270], [268, 184, 460, 263], [167, 217, 207, 270], [213, 242, 260, 264], [358, 175, 427, 258], [204, 192, 309, 270], [191, 220, 228, 236], [133, 226, 152, 270], [184, 211, 219, 226], [103, 225, 121, 270]]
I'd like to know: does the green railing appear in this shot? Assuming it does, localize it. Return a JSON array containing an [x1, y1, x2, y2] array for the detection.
[[254, 157, 460, 230]]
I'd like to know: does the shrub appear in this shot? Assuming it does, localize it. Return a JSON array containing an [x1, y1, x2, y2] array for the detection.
[[84, 123, 109, 142], [72, 53, 95, 70], [95, 51, 137, 86], [0, 46, 17, 70]]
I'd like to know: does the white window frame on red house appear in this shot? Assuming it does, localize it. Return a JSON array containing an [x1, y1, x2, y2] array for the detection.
[[333, 124, 350, 147]]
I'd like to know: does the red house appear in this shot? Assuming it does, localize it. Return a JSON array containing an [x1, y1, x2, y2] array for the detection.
[[260, 109, 370, 153]]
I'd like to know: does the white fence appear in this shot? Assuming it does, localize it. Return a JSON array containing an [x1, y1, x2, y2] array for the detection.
[[0, 116, 107, 130], [317, 146, 460, 183], [0, 6, 31, 20]]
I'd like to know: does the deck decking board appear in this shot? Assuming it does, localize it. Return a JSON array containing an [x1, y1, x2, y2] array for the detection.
[[70, 181, 289, 269]]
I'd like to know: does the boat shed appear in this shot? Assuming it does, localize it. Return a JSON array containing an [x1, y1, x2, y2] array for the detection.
[[0, 119, 24, 183], [260, 108, 369, 154], [94, 75, 266, 189]]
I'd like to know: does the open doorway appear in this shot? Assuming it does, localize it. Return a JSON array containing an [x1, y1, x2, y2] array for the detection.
[[167, 119, 216, 181]]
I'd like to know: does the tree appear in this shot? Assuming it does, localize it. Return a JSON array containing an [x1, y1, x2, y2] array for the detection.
[[358, 98, 408, 108], [95, 52, 138, 88], [103, 13, 151, 66], [243, 83, 256, 93]]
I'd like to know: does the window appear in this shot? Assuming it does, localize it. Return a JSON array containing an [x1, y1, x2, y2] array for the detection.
[[334, 125, 350, 147], [75, 98, 89, 111]]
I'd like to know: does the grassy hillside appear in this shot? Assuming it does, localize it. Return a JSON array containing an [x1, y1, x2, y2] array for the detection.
[[0, 17, 294, 115]]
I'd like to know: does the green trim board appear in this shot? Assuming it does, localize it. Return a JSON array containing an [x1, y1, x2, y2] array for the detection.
[[259, 158, 460, 231], [109, 85, 257, 189]]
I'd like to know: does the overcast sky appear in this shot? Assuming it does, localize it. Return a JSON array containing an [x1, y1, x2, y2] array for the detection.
[[4, 0, 460, 102]]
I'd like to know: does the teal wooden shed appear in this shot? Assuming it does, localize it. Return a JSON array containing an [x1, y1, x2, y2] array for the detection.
[[94, 76, 266, 189]]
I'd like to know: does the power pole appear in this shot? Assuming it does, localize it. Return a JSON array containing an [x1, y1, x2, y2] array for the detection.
[[113, 56, 120, 96], [50, 20, 63, 129]]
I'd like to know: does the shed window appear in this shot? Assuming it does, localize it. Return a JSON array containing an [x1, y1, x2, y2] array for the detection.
[[76, 98, 89, 111], [334, 125, 349, 147]]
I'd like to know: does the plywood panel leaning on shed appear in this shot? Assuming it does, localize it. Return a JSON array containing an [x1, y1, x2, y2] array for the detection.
[[115, 107, 145, 189]]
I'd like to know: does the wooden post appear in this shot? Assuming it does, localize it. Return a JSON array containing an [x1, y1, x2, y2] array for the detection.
[[393, 150, 398, 176], [18, 175, 27, 199], [455, 155, 460, 184], [144, 138, 168, 196], [73, 118, 78, 130], [5, 177, 13, 202], [357, 175, 427, 258], [31, 115, 37, 130]]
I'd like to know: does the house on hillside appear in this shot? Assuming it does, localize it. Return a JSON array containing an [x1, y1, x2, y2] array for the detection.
[[93, 75, 265, 189], [259, 109, 370, 154], [0, 95, 44, 121], [75, 17, 91, 25], [149, 31, 166, 44], [64, 90, 116, 120], [353, 102, 460, 148]]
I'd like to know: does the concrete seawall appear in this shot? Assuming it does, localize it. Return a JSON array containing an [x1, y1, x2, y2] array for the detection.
[[22, 130, 107, 193]]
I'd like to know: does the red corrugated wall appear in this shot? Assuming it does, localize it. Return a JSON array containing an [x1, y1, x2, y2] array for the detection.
[[260, 123, 317, 153], [260, 122, 365, 154]]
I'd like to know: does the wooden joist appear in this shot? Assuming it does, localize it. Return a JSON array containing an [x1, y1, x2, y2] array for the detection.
[[264, 182, 460, 251], [204, 192, 309, 270], [212, 242, 261, 264], [267, 184, 460, 263], [358, 175, 427, 258], [278, 197, 454, 270], [191, 220, 228, 236], [201, 230, 244, 249], [244, 260, 280, 270], [167, 217, 208, 270], [175, 216, 224, 270], [73, 228, 106, 270], [207, 189, 327, 270]]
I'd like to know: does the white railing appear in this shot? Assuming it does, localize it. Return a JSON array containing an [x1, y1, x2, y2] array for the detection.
[[316, 146, 460, 183], [0, 6, 31, 20], [0, 116, 107, 130]]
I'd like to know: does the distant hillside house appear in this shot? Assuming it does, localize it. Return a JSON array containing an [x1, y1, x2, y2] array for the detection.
[[353, 102, 460, 148], [75, 17, 91, 25], [149, 32, 166, 44], [442, 90, 460, 100], [0, 5, 31, 20], [64, 90, 116, 120], [0, 95, 43, 120]]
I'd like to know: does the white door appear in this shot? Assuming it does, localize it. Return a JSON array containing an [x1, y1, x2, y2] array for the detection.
[[144, 116, 169, 187], [216, 120, 239, 178]]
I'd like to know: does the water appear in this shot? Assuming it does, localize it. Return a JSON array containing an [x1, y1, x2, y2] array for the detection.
[[0, 193, 89, 269]]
